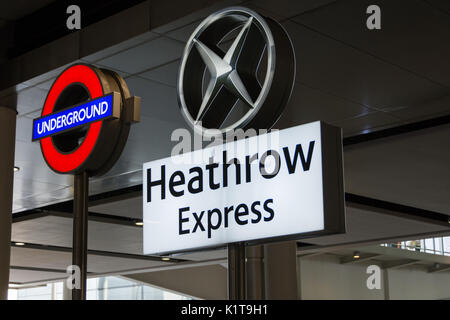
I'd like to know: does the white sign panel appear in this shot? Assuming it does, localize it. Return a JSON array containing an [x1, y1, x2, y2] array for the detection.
[[143, 121, 345, 255]]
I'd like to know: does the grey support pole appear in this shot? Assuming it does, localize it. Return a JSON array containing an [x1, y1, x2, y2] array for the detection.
[[0, 106, 16, 300], [72, 172, 89, 300], [264, 241, 298, 299], [246, 245, 265, 299], [228, 242, 246, 300]]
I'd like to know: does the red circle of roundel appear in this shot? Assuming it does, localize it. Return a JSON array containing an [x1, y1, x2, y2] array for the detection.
[[40, 65, 104, 173]]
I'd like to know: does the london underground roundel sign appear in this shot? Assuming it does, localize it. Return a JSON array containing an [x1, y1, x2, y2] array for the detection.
[[32, 64, 140, 176]]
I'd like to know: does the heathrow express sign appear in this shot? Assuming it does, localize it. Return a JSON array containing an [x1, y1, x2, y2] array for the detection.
[[143, 121, 345, 254], [142, 7, 344, 254]]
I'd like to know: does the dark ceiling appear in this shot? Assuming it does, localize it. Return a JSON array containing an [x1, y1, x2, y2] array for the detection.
[[0, 0, 147, 59]]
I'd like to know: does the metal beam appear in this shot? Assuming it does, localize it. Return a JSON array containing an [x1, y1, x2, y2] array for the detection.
[[12, 209, 143, 227], [428, 264, 450, 273], [45, 210, 143, 227], [297, 252, 324, 258], [13, 258, 229, 288], [13, 185, 450, 231], [296, 230, 450, 256], [10, 242, 185, 263], [346, 193, 450, 227], [10, 265, 83, 274], [343, 114, 450, 147], [340, 254, 382, 264], [382, 259, 419, 269]]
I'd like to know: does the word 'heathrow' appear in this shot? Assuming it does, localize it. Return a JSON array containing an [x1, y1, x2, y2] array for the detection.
[[146, 143, 315, 239]]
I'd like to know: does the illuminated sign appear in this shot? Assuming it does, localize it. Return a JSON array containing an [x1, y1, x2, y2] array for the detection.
[[143, 121, 345, 255], [32, 93, 119, 141], [34, 63, 140, 175], [33, 63, 140, 301]]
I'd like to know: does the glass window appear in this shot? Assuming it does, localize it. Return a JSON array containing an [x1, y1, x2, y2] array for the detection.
[[9, 276, 193, 300], [425, 238, 434, 254], [443, 237, 450, 256], [381, 237, 449, 256], [434, 238, 443, 255]]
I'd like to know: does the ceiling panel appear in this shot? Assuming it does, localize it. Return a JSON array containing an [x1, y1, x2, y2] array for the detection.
[[282, 20, 447, 112], [292, 0, 450, 88], [390, 94, 450, 123], [123, 76, 182, 122], [81, 32, 159, 63], [0, 0, 55, 21], [88, 169, 142, 199], [15, 115, 33, 142], [426, 0, 450, 14], [139, 60, 180, 87], [10, 246, 170, 276], [304, 205, 449, 246], [10, 269, 65, 284], [150, 0, 243, 34], [12, 215, 143, 255], [11, 247, 71, 271], [13, 178, 65, 199], [330, 111, 403, 137], [91, 196, 143, 219], [164, 20, 202, 43], [13, 140, 71, 186], [95, 36, 185, 75], [275, 82, 372, 130], [247, 0, 337, 20], [21, 108, 42, 119], [124, 115, 188, 159], [344, 124, 450, 213]]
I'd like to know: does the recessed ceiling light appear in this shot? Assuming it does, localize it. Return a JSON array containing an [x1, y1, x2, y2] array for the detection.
[[135, 221, 143, 226], [353, 251, 360, 259], [14, 166, 20, 172], [15, 242, 25, 246], [161, 257, 170, 261]]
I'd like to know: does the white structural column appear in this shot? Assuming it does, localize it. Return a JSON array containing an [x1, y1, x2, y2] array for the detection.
[[0, 106, 16, 300], [264, 241, 298, 299], [62, 281, 72, 300]]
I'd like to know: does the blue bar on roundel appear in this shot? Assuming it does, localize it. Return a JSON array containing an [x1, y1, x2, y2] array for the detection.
[[32, 93, 118, 141]]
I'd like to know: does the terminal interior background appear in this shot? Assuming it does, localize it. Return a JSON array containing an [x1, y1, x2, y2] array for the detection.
[[1, 0, 450, 299]]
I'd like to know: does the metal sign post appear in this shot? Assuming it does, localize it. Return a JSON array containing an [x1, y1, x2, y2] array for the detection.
[[32, 64, 140, 301], [228, 242, 246, 300], [72, 172, 89, 300]]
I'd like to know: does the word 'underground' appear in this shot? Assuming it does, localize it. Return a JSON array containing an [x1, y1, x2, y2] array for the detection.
[[32, 94, 114, 141], [146, 141, 315, 239]]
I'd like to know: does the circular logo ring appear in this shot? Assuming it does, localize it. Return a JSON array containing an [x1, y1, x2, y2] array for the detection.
[[177, 6, 296, 137], [41, 64, 105, 174], [38, 64, 137, 176]]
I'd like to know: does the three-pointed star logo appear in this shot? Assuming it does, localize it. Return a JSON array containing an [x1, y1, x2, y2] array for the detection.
[[193, 17, 255, 124]]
